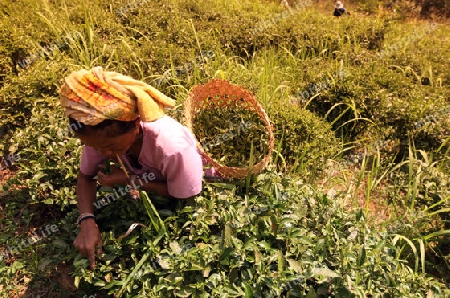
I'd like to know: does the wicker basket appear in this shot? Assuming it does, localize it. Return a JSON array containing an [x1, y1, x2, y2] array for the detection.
[[184, 79, 274, 178]]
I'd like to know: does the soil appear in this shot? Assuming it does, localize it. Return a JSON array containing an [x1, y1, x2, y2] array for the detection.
[[0, 167, 16, 192], [0, 167, 80, 296]]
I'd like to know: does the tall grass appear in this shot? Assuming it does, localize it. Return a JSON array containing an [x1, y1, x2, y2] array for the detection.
[[1, 0, 450, 295], [338, 140, 450, 279]]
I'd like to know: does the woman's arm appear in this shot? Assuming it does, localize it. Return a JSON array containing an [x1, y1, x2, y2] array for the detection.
[[96, 166, 174, 198], [97, 166, 173, 198], [132, 178, 172, 198], [73, 171, 103, 270], [76, 171, 97, 213]]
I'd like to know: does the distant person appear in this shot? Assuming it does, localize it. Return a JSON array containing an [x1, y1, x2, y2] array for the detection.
[[333, 0, 347, 16], [280, 0, 290, 9]]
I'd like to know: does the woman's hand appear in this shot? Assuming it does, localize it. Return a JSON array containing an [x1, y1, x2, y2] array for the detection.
[[73, 218, 103, 270], [97, 164, 127, 187]]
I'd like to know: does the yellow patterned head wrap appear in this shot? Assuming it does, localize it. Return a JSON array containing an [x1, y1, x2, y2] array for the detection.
[[59, 66, 176, 125]]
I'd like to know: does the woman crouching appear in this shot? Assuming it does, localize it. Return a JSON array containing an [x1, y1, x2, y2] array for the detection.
[[60, 66, 205, 269]]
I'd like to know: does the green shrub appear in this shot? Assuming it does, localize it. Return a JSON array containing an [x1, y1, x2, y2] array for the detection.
[[0, 57, 75, 151], [0, 57, 80, 208], [65, 171, 450, 296], [1, 0, 450, 295], [268, 106, 341, 176], [356, 0, 381, 14]]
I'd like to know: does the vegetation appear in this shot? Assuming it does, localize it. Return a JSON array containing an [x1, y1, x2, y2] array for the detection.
[[193, 107, 270, 167], [0, 0, 449, 297]]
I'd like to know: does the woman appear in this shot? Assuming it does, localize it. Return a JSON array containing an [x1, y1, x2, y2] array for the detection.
[[60, 67, 206, 269], [280, 0, 290, 9], [334, 0, 346, 16]]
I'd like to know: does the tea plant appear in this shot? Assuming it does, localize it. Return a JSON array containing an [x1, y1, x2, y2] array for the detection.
[[1, 0, 450, 296], [193, 107, 270, 167]]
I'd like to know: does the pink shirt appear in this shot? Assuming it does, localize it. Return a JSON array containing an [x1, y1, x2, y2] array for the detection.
[[80, 116, 203, 199]]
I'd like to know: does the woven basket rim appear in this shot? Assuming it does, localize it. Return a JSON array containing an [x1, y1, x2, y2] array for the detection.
[[184, 79, 274, 178]]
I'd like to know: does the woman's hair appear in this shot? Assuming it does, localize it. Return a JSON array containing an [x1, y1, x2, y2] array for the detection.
[[69, 117, 136, 137]]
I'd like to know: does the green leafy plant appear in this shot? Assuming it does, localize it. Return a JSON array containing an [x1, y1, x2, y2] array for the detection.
[[1, 0, 450, 296]]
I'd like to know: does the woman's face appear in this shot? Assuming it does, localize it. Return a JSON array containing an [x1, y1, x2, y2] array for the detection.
[[77, 122, 139, 158]]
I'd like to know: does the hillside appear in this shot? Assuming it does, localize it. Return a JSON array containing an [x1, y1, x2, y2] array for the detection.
[[0, 0, 449, 297]]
